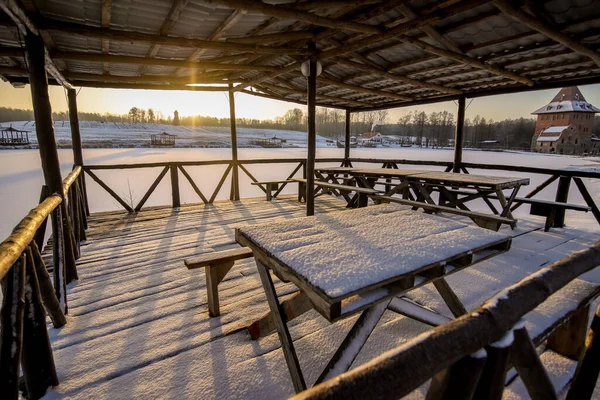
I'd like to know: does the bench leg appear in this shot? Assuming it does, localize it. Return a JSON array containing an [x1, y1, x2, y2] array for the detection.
[[298, 182, 306, 203], [247, 291, 313, 340], [357, 192, 368, 208], [256, 261, 307, 393], [205, 261, 234, 317], [266, 183, 273, 201], [433, 278, 468, 318]]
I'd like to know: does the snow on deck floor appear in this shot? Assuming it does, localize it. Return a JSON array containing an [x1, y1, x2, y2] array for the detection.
[[42, 195, 600, 399]]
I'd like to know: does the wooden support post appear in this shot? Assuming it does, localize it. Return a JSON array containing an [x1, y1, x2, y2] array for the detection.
[[0, 254, 26, 400], [426, 350, 487, 400], [452, 95, 466, 173], [567, 304, 600, 400], [26, 31, 78, 283], [344, 109, 351, 161], [306, 43, 317, 217], [228, 84, 240, 201], [170, 164, 180, 208], [21, 247, 59, 399], [511, 323, 557, 399], [474, 331, 512, 400], [554, 175, 571, 228], [67, 88, 89, 216], [29, 243, 66, 328]]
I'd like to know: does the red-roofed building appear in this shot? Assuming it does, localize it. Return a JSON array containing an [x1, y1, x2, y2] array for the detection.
[[531, 86, 599, 155]]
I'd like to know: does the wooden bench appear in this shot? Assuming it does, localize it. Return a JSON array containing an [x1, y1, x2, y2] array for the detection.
[[294, 178, 380, 207], [434, 187, 591, 232], [184, 247, 254, 317], [251, 180, 296, 201], [372, 194, 516, 231]]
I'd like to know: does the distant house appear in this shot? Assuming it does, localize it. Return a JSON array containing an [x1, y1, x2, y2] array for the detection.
[[0, 126, 30, 146], [151, 132, 176, 146], [531, 86, 599, 155], [358, 131, 382, 144]]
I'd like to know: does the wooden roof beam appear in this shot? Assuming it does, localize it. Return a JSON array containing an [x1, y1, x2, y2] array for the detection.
[[0, 0, 72, 89], [38, 17, 313, 56], [101, 0, 111, 74], [203, 0, 384, 35], [494, 0, 600, 68], [140, 0, 190, 75], [270, 77, 373, 108], [334, 57, 463, 95], [310, 71, 414, 102]]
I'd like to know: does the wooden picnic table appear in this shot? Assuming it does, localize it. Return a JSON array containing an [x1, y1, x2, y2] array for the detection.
[[349, 168, 529, 224], [235, 204, 512, 393]]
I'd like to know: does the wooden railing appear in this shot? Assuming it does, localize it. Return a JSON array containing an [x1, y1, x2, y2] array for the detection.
[[0, 166, 87, 400], [293, 242, 600, 400], [82, 157, 600, 229]]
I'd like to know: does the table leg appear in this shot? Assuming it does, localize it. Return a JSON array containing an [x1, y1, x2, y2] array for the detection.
[[497, 186, 521, 225], [256, 261, 307, 393], [315, 300, 390, 385], [433, 278, 468, 318]]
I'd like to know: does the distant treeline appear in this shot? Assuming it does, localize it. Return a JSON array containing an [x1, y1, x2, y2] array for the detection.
[[3, 105, 595, 149]]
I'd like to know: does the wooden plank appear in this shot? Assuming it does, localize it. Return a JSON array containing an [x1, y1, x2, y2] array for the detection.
[[256, 260, 307, 393], [573, 177, 600, 225], [21, 247, 59, 398], [0, 254, 25, 400], [546, 304, 590, 360], [184, 247, 253, 269], [85, 169, 134, 212], [426, 350, 487, 400], [134, 166, 169, 212], [511, 323, 558, 399], [566, 304, 600, 400], [316, 300, 390, 384], [178, 165, 209, 204], [433, 278, 468, 318], [247, 291, 313, 340], [388, 297, 451, 327]]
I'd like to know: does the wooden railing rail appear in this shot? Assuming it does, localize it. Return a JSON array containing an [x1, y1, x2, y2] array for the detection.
[[0, 165, 88, 400], [294, 242, 600, 400], [81, 157, 600, 228]]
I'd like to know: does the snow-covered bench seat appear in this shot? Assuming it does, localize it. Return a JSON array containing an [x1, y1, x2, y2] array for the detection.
[[371, 194, 516, 231], [184, 247, 254, 317]]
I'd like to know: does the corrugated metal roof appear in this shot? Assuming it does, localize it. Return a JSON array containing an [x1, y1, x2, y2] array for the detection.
[[1, 0, 600, 110]]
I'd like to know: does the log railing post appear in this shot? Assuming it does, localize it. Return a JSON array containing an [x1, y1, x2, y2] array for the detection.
[[67, 88, 90, 216], [567, 304, 600, 400], [50, 206, 67, 314], [170, 164, 181, 208], [25, 31, 78, 284], [306, 42, 317, 216], [229, 83, 240, 201], [554, 175, 571, 228], [344, 109, 351, 161], [0, 254, 26, 400], [452, 95, 466, 173]]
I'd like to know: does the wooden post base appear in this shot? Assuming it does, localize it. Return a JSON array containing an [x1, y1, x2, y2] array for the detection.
[[205, 261, 234, 317]]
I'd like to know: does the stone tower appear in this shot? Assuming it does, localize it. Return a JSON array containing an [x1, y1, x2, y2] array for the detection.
[[173, 110, 180, 126], [531, 86, 599, 155]]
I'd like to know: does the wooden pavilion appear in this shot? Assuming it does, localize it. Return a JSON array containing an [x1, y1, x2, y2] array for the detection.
[[151, 131, 177, 146], [0, 125, 30, 145], [2, 1, 600, 399]]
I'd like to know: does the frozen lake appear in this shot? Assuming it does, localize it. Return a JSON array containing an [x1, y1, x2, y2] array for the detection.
[[1, 146, 599, 239]]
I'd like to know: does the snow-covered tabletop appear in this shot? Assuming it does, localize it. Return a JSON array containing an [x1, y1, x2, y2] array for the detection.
[[236, 204, 511, 302]]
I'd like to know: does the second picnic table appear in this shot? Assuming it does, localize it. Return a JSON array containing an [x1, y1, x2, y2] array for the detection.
[[236, 204, 512, 393]]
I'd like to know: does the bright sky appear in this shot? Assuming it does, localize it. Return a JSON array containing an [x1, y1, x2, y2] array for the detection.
[[1, 80, 600, 122]]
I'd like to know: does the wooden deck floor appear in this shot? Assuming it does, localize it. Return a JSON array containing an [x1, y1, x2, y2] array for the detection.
[[43, 195, 600, 399]]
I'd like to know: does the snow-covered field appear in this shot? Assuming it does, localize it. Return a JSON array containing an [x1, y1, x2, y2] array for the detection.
[[0, 121, 333, 148], [2, 145, 600, 239]]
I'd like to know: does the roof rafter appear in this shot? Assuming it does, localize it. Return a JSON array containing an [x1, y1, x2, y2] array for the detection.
[[0, 0, 72, 89], [493, 0, 600, 68]]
